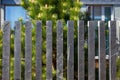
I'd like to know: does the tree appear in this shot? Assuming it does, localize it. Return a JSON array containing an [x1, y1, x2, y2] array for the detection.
[[21, 0, 82, 22], [21, 0, 83, 79]]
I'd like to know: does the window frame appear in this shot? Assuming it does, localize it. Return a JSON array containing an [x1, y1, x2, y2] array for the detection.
[[90, 5, 114, 21], [93, 6, 102, 20], [102, 6, 114, 21]]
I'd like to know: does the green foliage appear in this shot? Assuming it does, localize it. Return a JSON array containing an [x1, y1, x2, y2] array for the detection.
[[117, 57, 120, 79], [0, 30, 2, 79], [21, 0, 83, 79], [21, 0, 82, 22], [0, 0, 90, 80]]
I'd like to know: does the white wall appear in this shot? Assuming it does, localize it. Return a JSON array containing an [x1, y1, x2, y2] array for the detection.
[[114, 5, 120, 20], [0, 5, 4, 29]]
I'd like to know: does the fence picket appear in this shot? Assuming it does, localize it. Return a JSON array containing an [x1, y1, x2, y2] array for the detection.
[[109, 21, 117, 80], [14, 21, 21, 80], [116, 21, 120, 56], [46, 21, 52, 80], [25, 21, 32, 80], [57, 21, 63, 80], [36, 21, 42, 80], [98, 21, 106, 80], [67, 21, 74, 80], [78, 21, 84, 80], [1, 20, 119, 80], [2, 21, 10, 80], [88, 21, 96, 80]]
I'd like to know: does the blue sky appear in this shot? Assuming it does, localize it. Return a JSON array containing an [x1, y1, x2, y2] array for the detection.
[[5, 6, 28, 28]]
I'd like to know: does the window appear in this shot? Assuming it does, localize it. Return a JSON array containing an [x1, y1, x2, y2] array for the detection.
[[90, 6, 113, 21], [104, 7, 112, 21], [89, 6, 113, 56], [93, 6, 102, 20], [5, 6, 28, 27]]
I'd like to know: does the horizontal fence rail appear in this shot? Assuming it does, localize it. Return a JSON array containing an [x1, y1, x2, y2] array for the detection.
[[0, 20, 119, 80]]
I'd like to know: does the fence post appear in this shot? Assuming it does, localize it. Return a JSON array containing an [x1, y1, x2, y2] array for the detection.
[[2, 21, 10, 80], [67, 21, 74, 80], [88, 21, 96, 80], [98, 21, 106, 80], [25, 21, 32, 80], [56, 20, 63, 80], [14, 21, 21, 80], [109, 21, 117, 80], [46, 21, 52, 80], [78, 21, 84, 80], [36, 21, 42, 80]]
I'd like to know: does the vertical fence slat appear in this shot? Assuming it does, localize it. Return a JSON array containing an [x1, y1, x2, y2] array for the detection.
[[78, 21, 84, 80], [14, 21, 21, 80], [1, 20, 118, 80], [67, 21, 74, 80], [109, 21, 117, 80], [36, 21, 42, 80], [57, 21, 63, 80], [116, 21, 120, 56], [46, 21, 52, 80], [88, 21, 95, 80], [98, 21, 106, 80], [2, 21, 10, 80], [25, 21, 32, 80]]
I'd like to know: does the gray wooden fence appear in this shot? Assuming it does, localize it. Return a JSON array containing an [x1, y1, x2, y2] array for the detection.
[[1, 20, 119, 80]]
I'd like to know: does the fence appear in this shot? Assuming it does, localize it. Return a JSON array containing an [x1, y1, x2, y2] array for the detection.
[[0, 20, 120, 80]]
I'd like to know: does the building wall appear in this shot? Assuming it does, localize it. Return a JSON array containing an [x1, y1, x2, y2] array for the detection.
[[0, 6, 4, 29], [2, 0, 21, 4], [81, 0, 120, 5], [114, 5, 120, 20], [81, 0, 120, 21], [0, 0, 1, 29], [0, 9, 1, 29], [0, 0, 21, 29]]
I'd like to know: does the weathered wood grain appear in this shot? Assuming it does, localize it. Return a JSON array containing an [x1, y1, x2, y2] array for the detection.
[[56, 20, 63, 80], [88, 21, 96, 80], [25, 21, 32, 80], [67, 21, 74, 80], [2, 21, 10, 80], [109, 21, 117, 80], [36, 21, 42, 80], [98, 21, 106, 80], [14, 21, 21, 80], [46, 21, 52, 80], [78, 21, 84, 80]]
